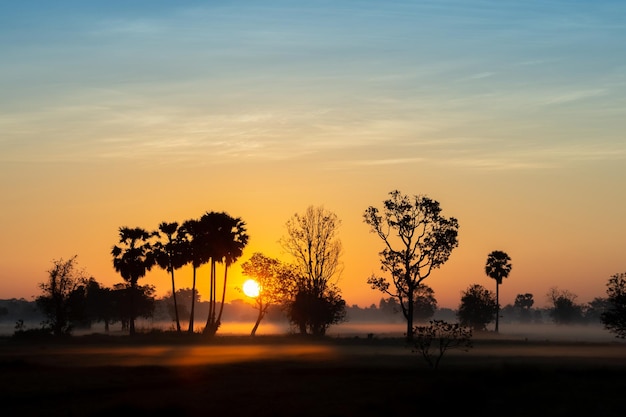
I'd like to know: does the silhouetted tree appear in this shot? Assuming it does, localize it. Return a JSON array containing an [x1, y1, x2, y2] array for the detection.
[[111, 227, 156, 335], [514, 293, 534, 323], [240, 253, 298, 335], [36, 255, 88, 336], [364, 190, 459, 341], [485, 250, 512, 332], [280, 205, 346, 335], [457, 284, 497, 331], [201, 211, 249, 337], [83, 278, 118, 332], [601, 272, 626, 338], [413, 284, 438, 323], [547, 287, 583, 324], [179, 218, 204, 333], [585, 297, 609, 323], [413, 320, 472, 369], [153, 221, 188, 333]]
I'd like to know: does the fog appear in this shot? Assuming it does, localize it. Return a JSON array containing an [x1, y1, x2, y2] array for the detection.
[[3, 319, 619, 343]]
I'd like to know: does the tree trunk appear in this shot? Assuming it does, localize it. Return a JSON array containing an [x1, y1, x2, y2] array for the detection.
[[171, 268, 181, 332], [188, 267, 197, 333], [251, 308, 265, 336], [495, 282, 500, 332]]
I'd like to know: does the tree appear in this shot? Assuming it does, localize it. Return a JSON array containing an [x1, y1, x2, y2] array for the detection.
[[111, 227, 156, 335], [601, 272, 626, 338], [240, 253, 298, 336], [485, 250, 512, 332], [412, 320, 473, 369], [83, 278, 118, 332], [457, 284, 498, 331], [547, 287, 583, 325], [179, 218, 204, 333], [514, 293, 534, 323], [200, 211, 249, 337], [36, 255, 88, 336], [364, 190, 459, 341], [413, 284, 438, 323], [280, 205, 346, 335], [153, 221, 187, 333]]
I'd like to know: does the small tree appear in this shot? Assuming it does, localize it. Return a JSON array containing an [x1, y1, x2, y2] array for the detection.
[[457, 284, 497, 331], [514, 293, 534, 323], [547, 287, 583, 325], [601, 272, 626, 338], [485, 250, 512, 332], [364, 190, 459, 341], [413, 320, 473, 369], [240, 253, 299, 336], [413, 284, 438, 323], [36, 256, 88, 336]]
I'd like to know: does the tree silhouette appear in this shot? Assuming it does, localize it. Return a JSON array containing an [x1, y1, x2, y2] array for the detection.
[[514, 293, 534, 323], [547, 287, 583, 324], [280, 205, 346, 335], [457, 284, 497, 331], [413, 284, 438, 323], [153, 221, 187, 332], [179, 218, 204, 333], [240, 253, 299, 336], [201, 211, 249, 337], [413, 320, 472, 369], [601, 272, 626, 338], [111, 227, 156, 335], [485, 250, 512, 332], [36, 255, 88, 336], [364, 190, 459, 341]]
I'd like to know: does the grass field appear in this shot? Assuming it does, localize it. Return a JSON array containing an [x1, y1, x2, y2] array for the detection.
[[1, 332, 625, 417]]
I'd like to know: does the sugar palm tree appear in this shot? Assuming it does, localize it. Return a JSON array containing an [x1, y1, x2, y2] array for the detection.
[[485, 250, 512, 332], [200, 211, 248, 336], [111, 227, 156, 336], [153, 221, 187, 333], [179, 218, 206, 333]]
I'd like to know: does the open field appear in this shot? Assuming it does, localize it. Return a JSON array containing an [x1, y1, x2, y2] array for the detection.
[[1, 332, 625, 417]]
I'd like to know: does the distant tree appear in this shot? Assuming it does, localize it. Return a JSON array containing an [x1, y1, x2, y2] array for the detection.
[[546, 287, 583, 324], [413, 284, 438, 323], [153, 221, 188, 333], [485, 250, 512, 332], [112, 283, 156, 330], [280, 205, 346, 335], [364, 190, 459, 341], [585, 297, 609, 323], [514, 293, 534, 323], [457, 284, 498, 331], [83, 278, 118, 332], [111, 227, 156, 335], [413, 320, 473, 369], [36, 256, 88, 336], [601, 272, 626, 338], [240, 253, 298, 336]]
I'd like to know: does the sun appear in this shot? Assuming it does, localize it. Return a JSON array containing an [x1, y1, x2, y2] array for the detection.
[[242, 279, 261, 298]]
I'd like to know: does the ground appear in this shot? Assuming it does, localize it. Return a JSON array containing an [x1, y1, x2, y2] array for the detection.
[[1, 333, 625, 416]]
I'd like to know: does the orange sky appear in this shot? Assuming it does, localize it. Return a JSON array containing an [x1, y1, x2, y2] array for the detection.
[[1, 1, 625, 309]]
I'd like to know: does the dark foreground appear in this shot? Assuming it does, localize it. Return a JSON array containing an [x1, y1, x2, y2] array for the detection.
[[1, 334, 625, 417]]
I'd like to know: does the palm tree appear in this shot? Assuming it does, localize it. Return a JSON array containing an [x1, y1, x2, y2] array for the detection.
[[485, 250, 512, 332], [179, 219, 206, 333], [200, 211, 249, 337], [111, 227, 156, 336], [153, 221, 187, 333]]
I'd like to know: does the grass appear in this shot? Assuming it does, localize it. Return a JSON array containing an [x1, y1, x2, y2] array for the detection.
[[1, 332, 625, 417]]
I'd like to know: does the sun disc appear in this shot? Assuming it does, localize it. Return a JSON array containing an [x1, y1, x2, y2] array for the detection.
[[243, 279, 261, 298]]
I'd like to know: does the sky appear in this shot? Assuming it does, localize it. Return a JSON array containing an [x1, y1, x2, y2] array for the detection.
[[1, 0, 625, 310]]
